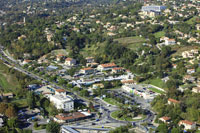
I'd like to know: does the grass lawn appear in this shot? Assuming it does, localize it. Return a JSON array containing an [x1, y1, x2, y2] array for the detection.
[[103, 98, 121, 106], [143, 78, 166, 89], [114, 36, 146, 50], [0, 63, 20, 92], [148, 88, 165, 94], [11, 98, 28, 108], [154, 31, 165, 38], [111, 111, 146, 121], [186, 16, 198, 24]]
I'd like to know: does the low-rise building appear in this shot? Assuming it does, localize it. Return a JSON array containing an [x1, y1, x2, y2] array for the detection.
[[80, 67, 94, 74], [55, 89, 66, 95], [92, 83, 104, 89], [112, 67, 124, 73], [178, 120, 196, 130], [121, 79, 135, 85], [159, 116, 171, 123], [85, 57, 95, 63], [54, 111, 91, 123], [49, 94, 74, 112], [192, 87, 200, 93], [165, 39, 176, 45], [168, 98, 180, 105], [183, 75, 196, 83], [65, 58, 76, 66], [97, 63, 117, 71]]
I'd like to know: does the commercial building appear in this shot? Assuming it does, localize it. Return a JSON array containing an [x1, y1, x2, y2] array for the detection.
[[49, 94, 74, 112]]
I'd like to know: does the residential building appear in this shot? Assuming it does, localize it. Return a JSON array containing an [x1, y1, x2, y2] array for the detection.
[[196, 24, 200, 30], [97, 63, 117, 71], [183, 75, 196, 83], [49, 94, 74, 112], [112, 67, 124, 73], [54, 111, 91, 123], [55, 89, 66, 95], [187, 69, 195, 74], [141, 5, 166, 12], [86, 62, 99, 67], [159, 116, 171, 123], [121, 79, 135, 85], [178, 120, 196, 130], [65, 58, 76, 66], [92, 83, 104, 89], [122, 84, 135, 93], [80, 67, 94, 74], [165, 39, 176, 45], [168, 98, 180, 105], [192, 87, 200, 93], [0, 93, 14, 99], [85, 57, 95, 63], [56, 54, 65, 62]]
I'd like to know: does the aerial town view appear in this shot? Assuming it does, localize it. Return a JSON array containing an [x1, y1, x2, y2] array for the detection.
[[0, 0, 200, 133]]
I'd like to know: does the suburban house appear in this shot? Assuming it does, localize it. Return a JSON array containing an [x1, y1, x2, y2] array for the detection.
[[80, 67, 94, 74], [183, 75, 196, 83], [122, 84, 135, 93], [178, 120, 196, 130], [196, 24, 200, 30], [86, 62, 99, 67], [97, 63, 117, 71], [112, 67, 124, 73], [187, 69, 195, 74], [182, 50, 198, 58], [56, 54, 65, 62], [49, 94, 74, 112], [192, 87, 200, 93], [54, 111, 91, 123], [168, 98, 180, 105], [22, 59, 32, 65], [121, 79, 135, 85], [65, 58, 76, 66], [85, 57, 95, 63], [159, 116, 171, 123], [165, 39, 176, 45]]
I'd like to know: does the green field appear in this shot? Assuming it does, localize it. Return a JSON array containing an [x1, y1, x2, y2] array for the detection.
[[143, 78, 166, 89], [103, 98, 121, 106], [154, 31, 165, 38], [186, 16, 198, 24], [11, 98, 28, 108], [111, 111, 146, 121], [148, 88, 165, 94], [114, 36, 146, 50], [0, 63, 20, 92]]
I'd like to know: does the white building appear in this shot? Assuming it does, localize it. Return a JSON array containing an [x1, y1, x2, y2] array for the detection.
[[49, 94, 74, 112], [179, 120, 196, 130], [80, 67, 94, 74], [122, 84, 135, 93], [97, 63, 117, 71], [165, 39, 176, 45], [65, 58, 76, 66]]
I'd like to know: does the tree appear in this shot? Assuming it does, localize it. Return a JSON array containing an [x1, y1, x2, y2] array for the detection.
[[46, 121, 60, 133], [156, 123, 168, 133], [0, 102, 8, 115], [27, 92, 36, 109], [5, 106, 17, 118], [7, 118, 19, 129]]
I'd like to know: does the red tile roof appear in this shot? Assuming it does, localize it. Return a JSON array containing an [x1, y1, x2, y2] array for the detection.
[[65, 58, 73, 61], [121, 79, 134, 84], [55, 89, 65, 93], [81, 67, 93, 71], [179, 120, 194, 125], [112, 67, 124, 70], [100, 63, 116, 68], [168, 98, 180, 104]]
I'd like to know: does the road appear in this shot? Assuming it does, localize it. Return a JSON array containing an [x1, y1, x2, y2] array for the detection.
[[0, 46, 156, 132]]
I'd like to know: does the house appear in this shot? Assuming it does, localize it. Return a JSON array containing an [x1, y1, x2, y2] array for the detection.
[[183, 75, 196, 83], [121, 79, 135, 85], [182, 51, 194, 58], [0, 118, 4, 127], [49, 94, 74, 112], [192, 87, 200, 93], [168, 98, 180, 105], [112, 67, 124, 73], [0, 93, 14, 99], [85, 57, 94, 63], [97, 63, 117, 71], [65, 58, 76, 66], [55, 89, 66, 95], [54, 111, 91, 123], [187, 69, 195, 74], [86, 62, 99, 67], [22, 59, 32, 65], [122, 84, 135, 93], [80, 67, 94, 74], [178, 120, 196, 130], [159, 116, 171, 123], [56, 54, 65, 62], [92, 83, 104, 89], [165, 39, 176, 45], [196, 24, 200, 30]]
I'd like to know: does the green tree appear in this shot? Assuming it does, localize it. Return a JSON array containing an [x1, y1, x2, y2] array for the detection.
[[46, 121, 60, 133]]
